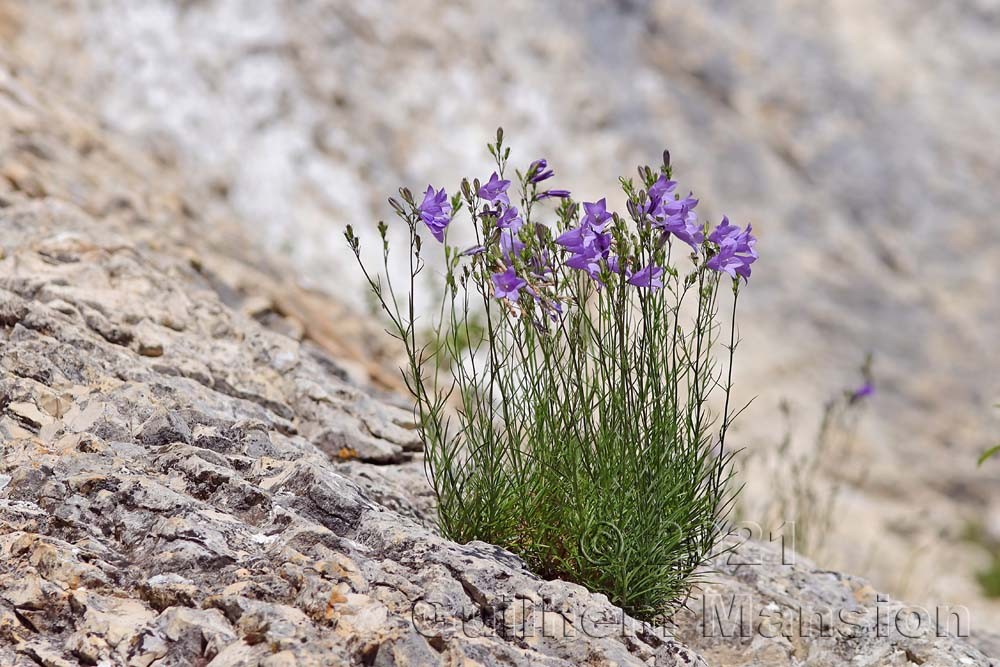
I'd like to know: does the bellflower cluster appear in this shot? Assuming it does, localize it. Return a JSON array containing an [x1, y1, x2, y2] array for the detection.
[[345, 129, 758, 623], [706, 216, 758, 280], [556, 198, 612, 280], [644, 175, 704, 250], [478, 170, 534, 295]]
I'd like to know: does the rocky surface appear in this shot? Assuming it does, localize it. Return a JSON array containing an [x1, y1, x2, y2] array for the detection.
[[0, 61, 710, 666], [0, 3, 997, 666], [0, 173, 992, 664], [4, 0, 997, 626]]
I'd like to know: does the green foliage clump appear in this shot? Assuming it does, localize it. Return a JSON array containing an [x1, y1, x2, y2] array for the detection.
[[345, 130, 754, 621]]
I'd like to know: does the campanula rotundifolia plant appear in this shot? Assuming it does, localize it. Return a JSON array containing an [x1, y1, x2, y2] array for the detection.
[[345, 129, 758, 622]]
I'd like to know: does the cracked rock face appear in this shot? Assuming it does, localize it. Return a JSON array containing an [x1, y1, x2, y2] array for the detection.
[[0, 21, 995, 667], [0, 201, 702, 667], [5, 0, 999, 625], [0, 64, 707, 666]]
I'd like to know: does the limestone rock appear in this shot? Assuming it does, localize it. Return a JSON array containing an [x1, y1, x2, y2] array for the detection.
[[0, 62, 702, 666], [7, 0, 998, 628], [0, 7, 994, 667]]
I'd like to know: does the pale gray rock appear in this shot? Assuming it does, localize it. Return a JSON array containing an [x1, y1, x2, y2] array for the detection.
[[7, 0, 998, 627], [0, 10, 995, 667], [0, 64, 704, 666]]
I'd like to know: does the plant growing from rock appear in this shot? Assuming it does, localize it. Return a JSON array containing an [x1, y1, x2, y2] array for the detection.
[[345, 129, 757, 621]]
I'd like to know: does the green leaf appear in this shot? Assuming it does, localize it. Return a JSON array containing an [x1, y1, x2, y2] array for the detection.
[[978, 444, 1000, 467]]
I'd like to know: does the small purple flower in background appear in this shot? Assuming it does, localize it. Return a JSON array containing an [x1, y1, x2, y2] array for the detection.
[[535, 189, 571, 200], [536, 296, 563, 322], [528, 249, 554, 278], [492, 266, 527, 301], [529, 159, 554, 183], [849, 381, 875, 404], [627, 264, 665, 290], [479, 172, 512, 205], [706, 217, 757, 280], [418, 185, 452, 242]]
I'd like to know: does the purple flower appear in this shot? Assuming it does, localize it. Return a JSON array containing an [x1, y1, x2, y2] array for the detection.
[[642, 177, 703, 251], [555, 225, 607, 256], [706, 217, 757, 280], [529, 159, 554, 184], [528, 249, 554, 278], [417, 185, 451, 242], [661, 193, 698, 217], [492, 266, 527, 301], [555, 226, 586, 252], [649, 191, 703, 251], [647, 175, 677, 204], [561, 229, 610, 259], [499, 229, 525, 262], [565, 252, 604, 279], [461, 245, 486, 257], [850, 381, 875, 404], [535, 189, 571, 200], [557, 200, 615, 280], [582, 198, 613, 232], [627, 264, 664, 290], [495, 205, 524, 231], [535, 295, 563, 322], [707, 216, 741, 245], [556, 202, 612, 255], [478, 172, 511, 205]]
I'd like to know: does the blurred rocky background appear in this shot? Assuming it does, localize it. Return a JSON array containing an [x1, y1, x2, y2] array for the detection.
[[2, 0, 998, 630]]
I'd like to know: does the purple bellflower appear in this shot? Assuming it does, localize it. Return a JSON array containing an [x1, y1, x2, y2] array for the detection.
[[706, 217, 757, 280], [627, 264, 665, 290], [479, 172, 511, 205], [582, 198, 613, 232], [495, 205, 524, 231], [535, 189, 571, 200], [499, 229, 525, 262], [528, 159, 554, 183], [418, 185, 451, 242], [850, 381, 875, 404], [565, 252, 604, 280], [652, 194, 703, 250], [461, 245, 487, 257], [492, 266, 527, 301], [647, 175, 677, 207], [642, 177, 703, 250], [557, 199, 616, 280]]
